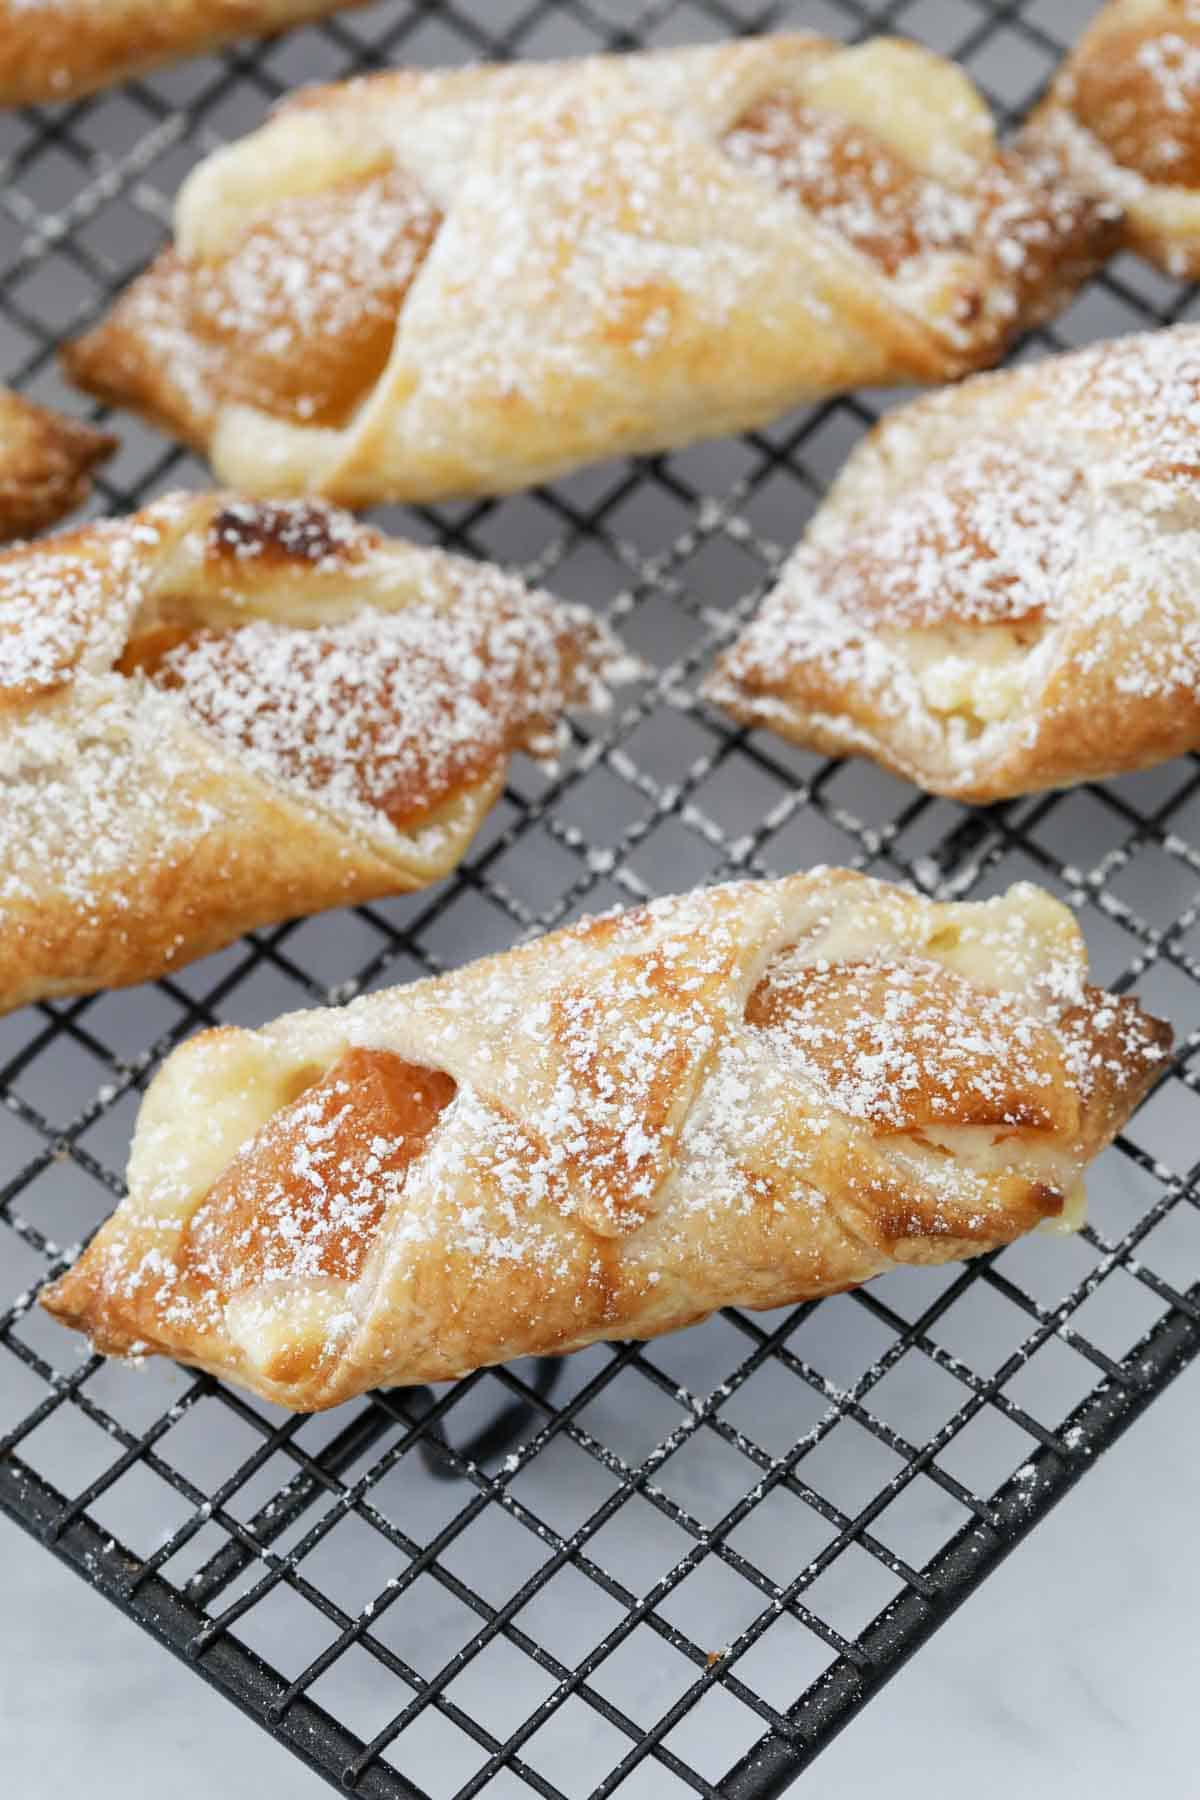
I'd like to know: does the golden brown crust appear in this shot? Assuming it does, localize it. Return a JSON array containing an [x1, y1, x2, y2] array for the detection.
[[0, 389, 114, 543], [41, 873, 1170, 1410], [0, 492, 627, 1013], [706, 325, 1200, 803], [62, 35, 1114, 504], [0, 0, 365, 105], [1023, 0, 1200, 277]]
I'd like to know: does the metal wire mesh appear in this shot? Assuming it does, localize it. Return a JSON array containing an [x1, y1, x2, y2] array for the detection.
[[3, 0, 1200, 1794]]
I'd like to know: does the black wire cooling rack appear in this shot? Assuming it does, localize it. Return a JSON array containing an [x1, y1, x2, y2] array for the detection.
[[3, 0, 1200, 1794]]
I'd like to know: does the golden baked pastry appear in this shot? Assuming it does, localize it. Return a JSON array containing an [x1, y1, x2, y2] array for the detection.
[[707, 324, 1200, 803], [0, 1, 364, 105], [0, 492, 626, 1013], [1023, 0, 1200, 276], [0, 388, 114, 542], [62, 35, 1116, 505], [41, 871, 1169, 1411]]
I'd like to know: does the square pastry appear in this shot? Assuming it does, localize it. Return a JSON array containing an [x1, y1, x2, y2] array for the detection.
[[707, 325, 1200, 803]]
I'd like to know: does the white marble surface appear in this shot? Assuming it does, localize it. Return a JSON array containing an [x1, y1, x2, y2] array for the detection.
[[4, 1362, 1197, 1798]]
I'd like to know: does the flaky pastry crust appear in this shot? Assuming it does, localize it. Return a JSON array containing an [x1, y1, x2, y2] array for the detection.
[[707, 324, 1200, 802], [62, 35, 1116, 504], [42, 872, 1169, 1411], [1023, 0, 1200, 278], [0, 492, 626, 1012], [0, 1, 364, 106], [0, 388, 114, 542]]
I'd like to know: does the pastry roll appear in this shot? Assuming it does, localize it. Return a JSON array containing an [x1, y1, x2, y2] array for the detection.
[[0, 492, 626, 1013], [62, 35, 1116, 505], [41, 871, 1169, 1411], [707, 324, 1200, 803], [0, 388, 114, 542], [0, 1, 364, 106], [1023, 0, 1200, 277]]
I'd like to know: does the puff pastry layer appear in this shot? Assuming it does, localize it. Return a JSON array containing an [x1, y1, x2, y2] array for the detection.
[[0, 2, 363, 105], [0, 389, 114, 542], [0, 492, 625, 1012], [62, 35, 1116, 504], [707, 324, 1200, 802], [1024, 0, 1200, 277], [41, 871, 1169, 1411]]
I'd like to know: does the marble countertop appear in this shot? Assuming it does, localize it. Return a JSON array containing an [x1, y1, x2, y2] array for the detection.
[[5, 1364, 1196, 1798]]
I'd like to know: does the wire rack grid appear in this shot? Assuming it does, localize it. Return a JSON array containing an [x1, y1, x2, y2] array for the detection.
[[2, 0, 1200, 1795]]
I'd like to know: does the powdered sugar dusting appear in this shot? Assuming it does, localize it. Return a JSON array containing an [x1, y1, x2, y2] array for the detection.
[[0, 682, 223, 911], [747, 951, 1061, 1131], [149, 579, 602, 839], [1138, 28, 1200, 120], [0, 525, 145, 699], [185, 168, 441, 427], [710, 326, 1200, 798], [0, 496, 628, 963], [1063, 9, 1200, 188], [722, 95, 978, 277]]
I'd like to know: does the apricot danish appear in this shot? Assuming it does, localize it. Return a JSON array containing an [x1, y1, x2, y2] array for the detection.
[[42, 872, 1169, 1410], [0, 492, 627, 1011], [63, 35, 1116, 503], [707, 325, 1200, 802]]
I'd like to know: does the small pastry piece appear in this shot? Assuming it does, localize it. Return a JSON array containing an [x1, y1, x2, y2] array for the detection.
[[62, 35, 1116, 505], [0, 492, 627, 1013], [41, 871, 1169, 1411], [0, 389, 114, 542], [707, 324, 1200, 803], [1023, 0, 1200, 277], [0, 1, 366, 106]]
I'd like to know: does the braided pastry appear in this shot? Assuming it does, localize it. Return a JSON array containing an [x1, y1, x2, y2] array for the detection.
[[0, 1, 365, 105], [62, 35, 1115, 504], [1023, 0, 1200, 278], [42, 872, 1169, 1411], [0, 388, 113, 542], [0, 492, 625, 1013], [707, 325, 1200, 802]]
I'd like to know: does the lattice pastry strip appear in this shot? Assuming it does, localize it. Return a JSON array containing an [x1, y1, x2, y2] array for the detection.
[[707, 324, 1200, 802], [0, 492, 628, 1012], [62, 34, 1117, 505], [42, 872, 1170, 1412]]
